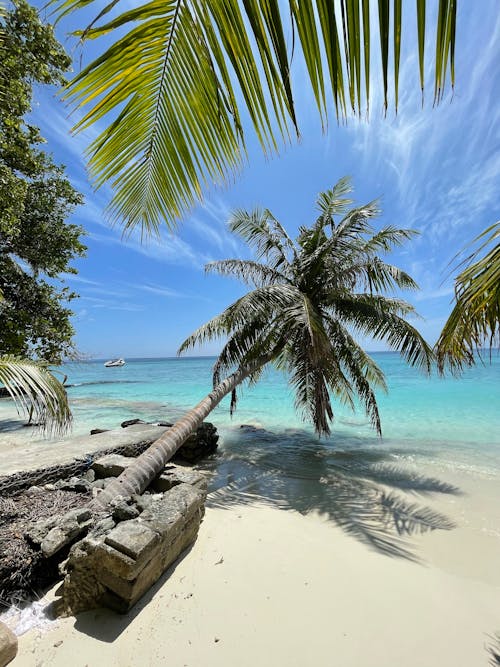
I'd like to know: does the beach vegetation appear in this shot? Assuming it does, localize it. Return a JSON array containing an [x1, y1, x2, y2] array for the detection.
[[0, 0, 85, 363], [0, 0, 84, 433], [436, 221, 500, 372], [0, 356, 72, 434], [52, 0, 457, 232], [94, 179, 433, 508]]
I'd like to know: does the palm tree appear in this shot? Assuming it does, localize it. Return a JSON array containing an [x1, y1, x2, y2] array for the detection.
[[92, 178, 432, 509], [53, 0, 457, 232], [436, 221, 500, 373], [0, 356, 72, 434]]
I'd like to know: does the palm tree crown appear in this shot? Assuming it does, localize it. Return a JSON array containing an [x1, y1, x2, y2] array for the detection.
[[180, 178, 432, 437]]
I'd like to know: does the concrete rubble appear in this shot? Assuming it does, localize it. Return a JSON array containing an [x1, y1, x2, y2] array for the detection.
[[23, 453, 209, 615], [0, 420, 217, 615]]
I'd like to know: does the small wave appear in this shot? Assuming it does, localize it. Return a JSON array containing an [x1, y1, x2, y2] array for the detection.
[[65, 380, 142, 388]]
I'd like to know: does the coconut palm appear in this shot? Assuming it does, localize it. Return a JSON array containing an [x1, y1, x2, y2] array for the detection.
[[93, 178, 432, 509], [0, 355, 72, 434], [53, 0, 457, 232], [436, 221, 500, 373]]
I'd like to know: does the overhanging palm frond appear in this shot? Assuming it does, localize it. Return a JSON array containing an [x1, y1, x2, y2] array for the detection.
[[0, 356, 72, 435], [436, 221, 500, 373], [52, 0, 457, 232]]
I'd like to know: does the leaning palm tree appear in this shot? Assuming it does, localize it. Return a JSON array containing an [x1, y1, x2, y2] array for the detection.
[[93, 178, 432, 509], [436, 221, 500, 373], [0, 356, 72, 435], [52, 0, 457, 232]]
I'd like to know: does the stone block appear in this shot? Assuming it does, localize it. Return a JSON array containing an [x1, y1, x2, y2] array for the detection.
[[140, 483, 204, 538], [105, 521, 159, 561], [92, 454, 134, 478], [150, 464, 208, 494], [0, 622, 17, 667], [56, 480, 206, 615], [98, 512, 201, 611]]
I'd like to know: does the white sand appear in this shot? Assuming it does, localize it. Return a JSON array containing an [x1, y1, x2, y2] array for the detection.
[[9, 468, 500, 667]]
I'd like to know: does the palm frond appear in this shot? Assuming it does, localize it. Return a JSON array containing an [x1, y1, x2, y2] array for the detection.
[[315, 176, 354, 225], [53, 0, 458, 231], [332, 294, 434, 372], [206, 259, 288, 288], [436, 222, 500, 373], [359, 258, 420, 293], [229, 208, 295, 271], [0, 356, 72, 435]]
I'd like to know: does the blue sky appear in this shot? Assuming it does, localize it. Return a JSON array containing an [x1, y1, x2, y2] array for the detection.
[[31, 2, 500, 359]]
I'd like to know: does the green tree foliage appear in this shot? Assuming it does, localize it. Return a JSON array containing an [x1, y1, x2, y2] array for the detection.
[[52, 0, 457, 233], [0, 0, 86, 363]]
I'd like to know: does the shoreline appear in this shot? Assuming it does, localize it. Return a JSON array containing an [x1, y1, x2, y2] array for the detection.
[[7, 497, 500, 667]]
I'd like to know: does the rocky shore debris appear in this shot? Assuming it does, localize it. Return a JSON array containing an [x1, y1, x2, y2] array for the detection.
[[0, 421, 217, 610]]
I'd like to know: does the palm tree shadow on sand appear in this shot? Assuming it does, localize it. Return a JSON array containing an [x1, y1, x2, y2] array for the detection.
[[488, 634, 500, 666], [202, 426, 461, 562]]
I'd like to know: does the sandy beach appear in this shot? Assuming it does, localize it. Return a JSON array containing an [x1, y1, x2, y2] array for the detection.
[[6, 464, 500, 667]]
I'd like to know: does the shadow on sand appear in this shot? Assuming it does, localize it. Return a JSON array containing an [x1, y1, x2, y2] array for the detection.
[[202, 426, 461, 562], [488, 633, 500, 666]]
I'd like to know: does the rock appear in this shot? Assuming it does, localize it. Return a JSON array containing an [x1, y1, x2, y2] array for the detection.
[[25, 485, 44, 495], [111, 500, 140, 522], [153, 421, 173, 427], [121, 418, 147, 428], [30, 507, 93, 556], [93, 516, 116, 536], [54, 476, 92, 493], [41, 527, 70, 558], [26, 516, 58, 545], [105, 521, 160, 561], [90, 428, 109, 435], [174, 422, 219, 463], [84, 469, 96, 483], [150, 464, 207, 495], [0, 621, 17, 667], [92, 454, 134, 478]]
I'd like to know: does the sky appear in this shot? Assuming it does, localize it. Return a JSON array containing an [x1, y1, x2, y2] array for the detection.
[[30, 1, 500, 359]]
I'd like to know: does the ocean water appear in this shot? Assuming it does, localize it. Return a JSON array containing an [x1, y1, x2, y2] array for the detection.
[[1, 353, 499, 554], [2, 353, 498, 471]]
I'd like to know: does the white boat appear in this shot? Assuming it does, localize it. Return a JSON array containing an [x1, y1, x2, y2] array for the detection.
[[104, 358, 125, 367]]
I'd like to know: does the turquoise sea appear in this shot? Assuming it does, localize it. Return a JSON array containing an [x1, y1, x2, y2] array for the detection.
[[28, 353, 500, 474], [0, 352, 498, 480], [1, 353, 499, 548]]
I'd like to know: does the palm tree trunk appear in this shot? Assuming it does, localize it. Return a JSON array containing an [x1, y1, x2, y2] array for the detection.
[[91, 358, 268, 510]]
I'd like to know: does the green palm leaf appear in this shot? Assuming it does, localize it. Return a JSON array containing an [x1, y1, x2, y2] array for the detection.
[[52, 0, 457, 232], [0, 356, 72, 435], [436, 221, 500, 373]]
